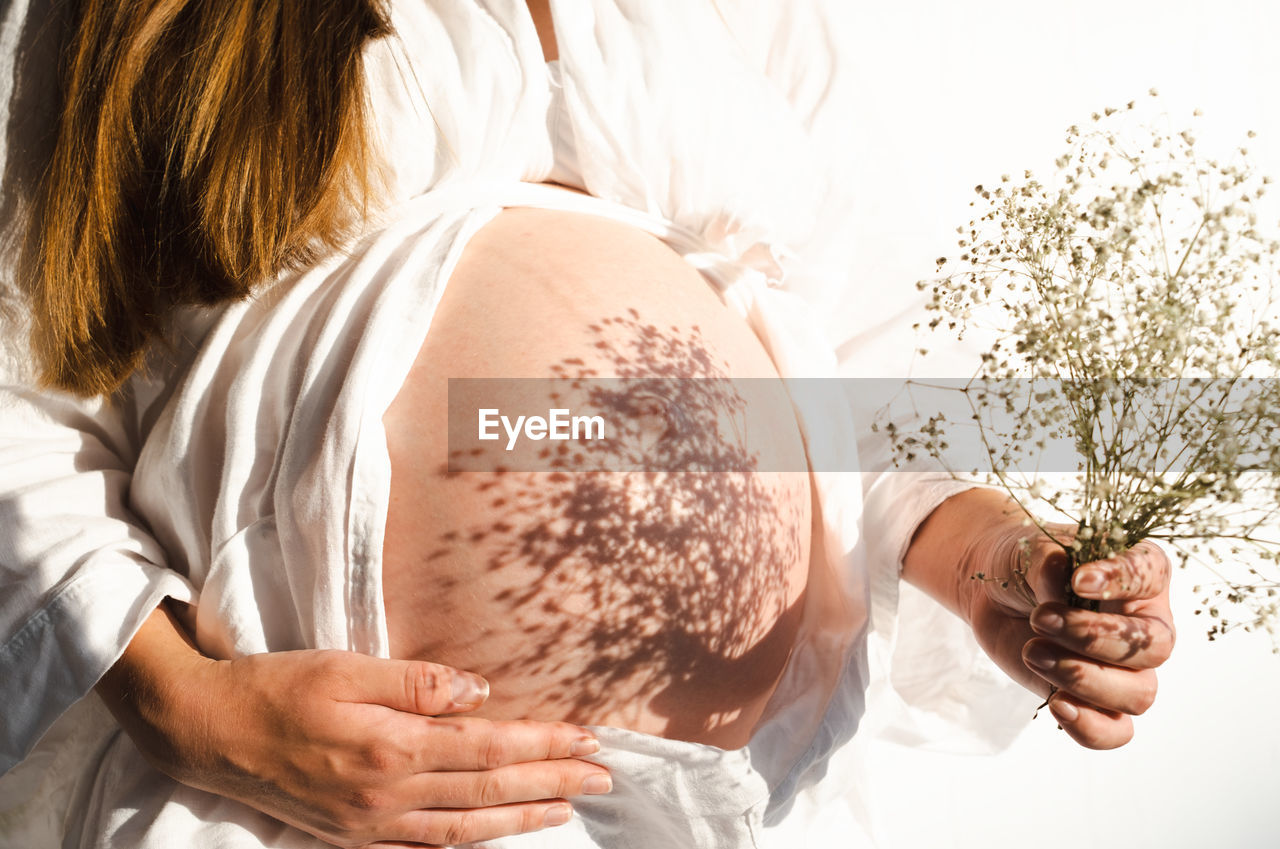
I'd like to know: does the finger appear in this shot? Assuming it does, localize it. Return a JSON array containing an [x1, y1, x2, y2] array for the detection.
[[1029, 603, 1174, 669], [1021, 638, 1159, 715], [1047, 693, 1135, 750], [374, 800, 574, 848], [1073, 541, 1170, 602], [409, 718, 601, 772], [334, 654, 491, 715], [405, 759, 612, 809]]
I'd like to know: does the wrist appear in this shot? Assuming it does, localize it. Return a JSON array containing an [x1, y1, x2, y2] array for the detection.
[[903, 487, 1028, 624], [96, 604, 227, 783], [959, 504, 1038, 619], [152, 652, 232, 786]]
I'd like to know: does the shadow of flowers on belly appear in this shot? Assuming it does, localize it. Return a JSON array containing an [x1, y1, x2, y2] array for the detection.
[[429, 314, 809, 737]]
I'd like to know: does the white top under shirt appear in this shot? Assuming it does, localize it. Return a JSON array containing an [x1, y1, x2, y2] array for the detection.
[[0, 1, 1036, 846]]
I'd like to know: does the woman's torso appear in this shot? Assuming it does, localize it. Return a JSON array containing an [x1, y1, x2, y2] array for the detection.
[[0, 4, 873, 847], [130, 0, 844, 748]]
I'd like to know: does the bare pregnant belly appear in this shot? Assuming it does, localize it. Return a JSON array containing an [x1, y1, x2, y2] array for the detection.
[[381, 204, 813, 748]]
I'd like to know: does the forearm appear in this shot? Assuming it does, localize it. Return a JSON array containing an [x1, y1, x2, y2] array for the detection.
[[900, 487, 1026, 624], [94, 600, 220, 782]]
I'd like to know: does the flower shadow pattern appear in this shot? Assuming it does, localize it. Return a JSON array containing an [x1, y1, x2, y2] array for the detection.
[[433, 313, 808, 736]]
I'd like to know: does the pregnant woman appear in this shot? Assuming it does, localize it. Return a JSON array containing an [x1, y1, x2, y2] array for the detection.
[[0, 1, 1176, 847]]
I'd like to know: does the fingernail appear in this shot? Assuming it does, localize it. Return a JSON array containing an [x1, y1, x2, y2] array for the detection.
[[581, 774, 612, 795], [571, 736, 600, 757], [1073, 568, 1105, 595], [544, 803, 573, 827], [1050, 699, 1079, 723], [1024, 642, 1056, 671], [1031, 608, 1065, 635], [450, 673, 489, 708]]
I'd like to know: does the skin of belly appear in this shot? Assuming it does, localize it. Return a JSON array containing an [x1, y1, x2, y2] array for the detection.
[[381, 206, 813, 748]]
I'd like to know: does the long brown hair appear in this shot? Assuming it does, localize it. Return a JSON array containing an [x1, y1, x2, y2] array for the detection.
[[21, 0, 390, 397]]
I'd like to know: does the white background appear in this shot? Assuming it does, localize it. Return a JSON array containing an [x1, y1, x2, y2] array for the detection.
[[835, 2, 1280, 848]]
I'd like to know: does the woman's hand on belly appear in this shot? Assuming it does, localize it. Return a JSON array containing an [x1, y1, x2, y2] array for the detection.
[[97, 606, 610, 848]]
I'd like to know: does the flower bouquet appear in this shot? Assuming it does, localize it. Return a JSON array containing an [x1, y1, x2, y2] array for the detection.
[[892, 92, 1280, 643]]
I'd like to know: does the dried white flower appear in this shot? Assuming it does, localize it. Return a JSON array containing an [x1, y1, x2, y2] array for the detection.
[[893, 100, 1280, 643]]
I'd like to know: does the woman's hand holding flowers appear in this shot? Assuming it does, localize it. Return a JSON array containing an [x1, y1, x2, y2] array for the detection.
[[905, 488, 1175, 749]]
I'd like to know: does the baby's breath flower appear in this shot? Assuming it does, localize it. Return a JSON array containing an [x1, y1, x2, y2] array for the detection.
[[892, 99, 1280, 645]]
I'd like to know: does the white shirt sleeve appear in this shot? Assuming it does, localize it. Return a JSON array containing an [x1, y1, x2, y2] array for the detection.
[[0, 0, 201, 775], [0, 345, 197, 775], [722, 0, 1042, 751], [854, 416, 1038, 753]]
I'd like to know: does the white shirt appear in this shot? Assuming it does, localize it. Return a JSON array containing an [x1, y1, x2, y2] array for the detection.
[[0, 2, 1034, 845]]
